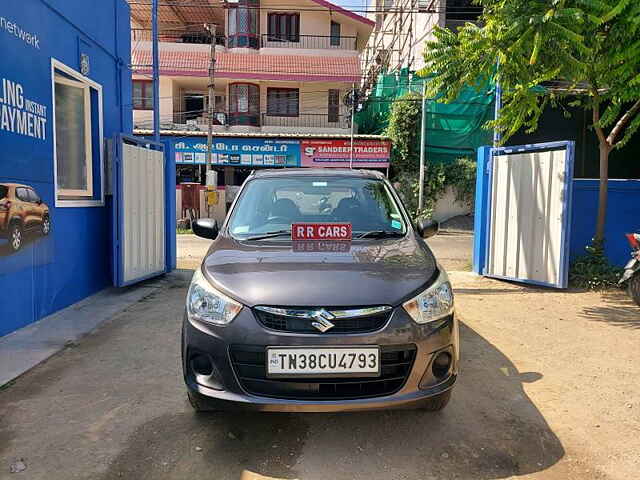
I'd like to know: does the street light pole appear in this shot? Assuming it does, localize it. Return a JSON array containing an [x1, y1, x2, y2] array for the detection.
[[493, 57, 502, 147], [151, 0, 160, 143], [350, 83, 355, 169], [418, 81, 427, 212]]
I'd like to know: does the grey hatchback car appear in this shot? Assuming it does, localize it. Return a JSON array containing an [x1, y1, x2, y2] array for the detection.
[[183, 168, 458, 412]]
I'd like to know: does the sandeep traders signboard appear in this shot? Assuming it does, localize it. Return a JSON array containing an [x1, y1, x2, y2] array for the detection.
[[174, 138, 300, 167], [301, 139, 391, 168]]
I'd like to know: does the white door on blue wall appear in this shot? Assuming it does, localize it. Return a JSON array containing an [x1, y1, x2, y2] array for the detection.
[[113, 137, 165, 287], [485, 145, 574, 288]]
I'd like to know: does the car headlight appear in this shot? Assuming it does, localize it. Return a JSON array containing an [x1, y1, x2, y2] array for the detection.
[[403, 269, 454, 324], [187, 268, 242, 325]]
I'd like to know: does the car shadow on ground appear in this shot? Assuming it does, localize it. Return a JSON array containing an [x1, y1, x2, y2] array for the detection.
[[99, 323, 564, 480], [579, 290, 640, 329]]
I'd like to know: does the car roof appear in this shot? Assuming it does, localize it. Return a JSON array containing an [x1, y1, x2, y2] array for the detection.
[[250, 168, 386, 180], [0, 183, 29, 188]]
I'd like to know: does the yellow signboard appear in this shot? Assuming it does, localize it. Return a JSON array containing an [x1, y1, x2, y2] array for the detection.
[[206, 190, 218, 206]]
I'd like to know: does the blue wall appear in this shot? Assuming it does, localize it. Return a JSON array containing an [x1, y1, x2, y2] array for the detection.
[[570, 180, 640, 266], [0, 0, 132, 336]]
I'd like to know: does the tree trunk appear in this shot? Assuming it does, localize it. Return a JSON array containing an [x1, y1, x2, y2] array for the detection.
[[594, 143, 610, 246]]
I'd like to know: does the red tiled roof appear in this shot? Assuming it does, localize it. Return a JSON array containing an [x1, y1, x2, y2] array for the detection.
[[131, 48, 361, 82]]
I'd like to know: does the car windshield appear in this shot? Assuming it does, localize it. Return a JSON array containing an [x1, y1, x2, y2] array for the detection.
[[0, 185, 7, 200], [228, 175, 407, 238]]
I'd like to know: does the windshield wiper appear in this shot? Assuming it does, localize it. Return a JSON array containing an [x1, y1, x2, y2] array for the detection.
[[244, 230, 292, 241], [357, 230, 405, 239]]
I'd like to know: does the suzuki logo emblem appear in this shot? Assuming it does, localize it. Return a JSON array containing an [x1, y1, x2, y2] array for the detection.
[[311, 309, 335, 332]]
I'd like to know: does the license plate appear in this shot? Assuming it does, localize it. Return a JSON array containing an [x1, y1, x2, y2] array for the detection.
[[266, 346, 380, 378]]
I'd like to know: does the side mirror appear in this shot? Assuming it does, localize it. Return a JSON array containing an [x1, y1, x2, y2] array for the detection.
[[417, 218, 439, 238], [193, 218, 219, 240]]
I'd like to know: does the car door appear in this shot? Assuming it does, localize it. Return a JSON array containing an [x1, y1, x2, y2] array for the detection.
[[20, 187, 37, 227], [27, 188, 43, 225], [15, 187, 31, 226]]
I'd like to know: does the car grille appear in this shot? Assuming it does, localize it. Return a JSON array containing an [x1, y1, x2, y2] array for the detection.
[[229, 345, 416, 400], [253, 307, 391, 334]]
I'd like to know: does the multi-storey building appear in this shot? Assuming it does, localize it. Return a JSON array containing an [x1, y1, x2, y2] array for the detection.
[[361, 0, 482, 94], [128, 0, 391, 219]]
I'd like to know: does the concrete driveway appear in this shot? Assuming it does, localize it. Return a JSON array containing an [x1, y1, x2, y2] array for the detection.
[[1, 235, 638, 479]]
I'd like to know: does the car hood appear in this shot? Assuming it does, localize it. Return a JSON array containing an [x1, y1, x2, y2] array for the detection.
[[201, 234, 438, 307]]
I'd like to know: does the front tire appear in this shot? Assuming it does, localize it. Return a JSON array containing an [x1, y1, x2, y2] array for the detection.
[[9, 223, 22, 252], [420, 389, 452, 412], [628, 275, 640, 307]]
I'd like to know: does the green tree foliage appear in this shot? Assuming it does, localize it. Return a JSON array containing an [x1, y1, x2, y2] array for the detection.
[[386, 92, 422, 175], [386, 93, 477, 219], [420, 0, 640, 245]]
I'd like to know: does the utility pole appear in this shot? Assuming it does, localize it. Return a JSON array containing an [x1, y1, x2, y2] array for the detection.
[[418, 81, 427, 212], [205, 23, 217, 171], [151, 0, 160, 142], [204, 23, 217, 218], [350, 83, 355, 169]]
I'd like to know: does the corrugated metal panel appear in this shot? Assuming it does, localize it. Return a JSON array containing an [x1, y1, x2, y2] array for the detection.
[[486, 149, 568, 287], [122, 144, 166, 284]]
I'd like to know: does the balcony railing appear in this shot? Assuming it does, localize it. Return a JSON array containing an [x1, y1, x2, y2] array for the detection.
[[260, 34, 357, 50], [137, 112, 350, 131], [173, 111, 227, 127], [131, 28, 227, 46], [261, 112, 349, 129], [130, 30, 357, 51]]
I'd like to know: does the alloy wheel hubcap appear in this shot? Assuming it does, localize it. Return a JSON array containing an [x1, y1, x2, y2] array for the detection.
[[12, 229, 21, 249]]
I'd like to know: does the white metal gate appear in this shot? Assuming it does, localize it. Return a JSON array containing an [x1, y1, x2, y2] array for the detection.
[[112, 135, 166, 287], [485, 142, 574, 288]]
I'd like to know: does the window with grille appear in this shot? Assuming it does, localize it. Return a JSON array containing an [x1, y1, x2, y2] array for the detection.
[[227, 0, 259, 48], [132, 80, 152, 110], [229, 83, 259, 113], [267, 13, 300, 42], [328, 89, 340, 123], [267, 88, 299, 117], [330, 21, 341, 46]]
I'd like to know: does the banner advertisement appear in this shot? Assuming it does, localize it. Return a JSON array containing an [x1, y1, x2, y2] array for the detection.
[[301, 139, 391, 168], [174, 138, 301, 167], [1, 16, 55, 280]]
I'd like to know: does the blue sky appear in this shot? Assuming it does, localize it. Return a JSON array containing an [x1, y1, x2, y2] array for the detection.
[[330, 0, 369, 13]]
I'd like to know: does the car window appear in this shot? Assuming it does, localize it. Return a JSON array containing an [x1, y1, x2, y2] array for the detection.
[[27, 189, 40, 203], [228, 176, 407, 236], [0, 185, 7, 200], [16, 188, 29, 201]]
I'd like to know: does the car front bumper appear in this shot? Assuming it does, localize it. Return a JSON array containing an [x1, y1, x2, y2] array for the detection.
[[182, 306, 459, 412]]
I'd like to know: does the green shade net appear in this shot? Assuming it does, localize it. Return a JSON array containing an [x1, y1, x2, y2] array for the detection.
[[357, 70, 495, 164]]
